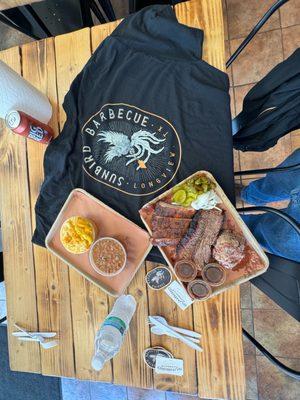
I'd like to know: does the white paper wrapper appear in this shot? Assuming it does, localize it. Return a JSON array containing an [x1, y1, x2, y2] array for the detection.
[[0, 60, 52, 123]]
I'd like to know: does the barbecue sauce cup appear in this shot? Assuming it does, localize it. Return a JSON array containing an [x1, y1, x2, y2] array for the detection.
[[187, 279, 212, 300], [202, 263, 226, 286], [174, 260, 198, 282]]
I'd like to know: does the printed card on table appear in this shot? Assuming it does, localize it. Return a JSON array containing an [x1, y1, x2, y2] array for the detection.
[[164, 280, 193, 310]]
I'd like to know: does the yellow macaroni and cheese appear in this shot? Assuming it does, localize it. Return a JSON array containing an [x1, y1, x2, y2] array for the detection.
[[60, 216, 96, 254]]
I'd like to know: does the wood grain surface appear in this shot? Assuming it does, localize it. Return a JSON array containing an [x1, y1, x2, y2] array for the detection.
[[176, 0, 226, 70], [146, 262, 197, 395], [21, 38, 75, 377], [0, 1, 245, 398], [0, 47, 41, 373], [112, 269, 153, 389]]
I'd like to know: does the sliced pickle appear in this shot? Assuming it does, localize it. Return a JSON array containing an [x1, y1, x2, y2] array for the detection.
[[172, 189, 187, 204], [171, 176, 215, 206]]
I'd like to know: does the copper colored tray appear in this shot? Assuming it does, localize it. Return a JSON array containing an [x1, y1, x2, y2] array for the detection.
[[139, 171, 269, 301], [46, 189, 152, 296]]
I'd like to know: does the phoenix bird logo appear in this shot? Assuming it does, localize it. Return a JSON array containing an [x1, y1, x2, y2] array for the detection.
[[97, 129, 166, 170]]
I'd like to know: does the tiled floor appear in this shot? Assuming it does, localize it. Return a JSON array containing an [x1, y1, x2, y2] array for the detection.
[[1, 0, 300, 399], [225, 0, 300, 399], [61, 378, 200, 400]]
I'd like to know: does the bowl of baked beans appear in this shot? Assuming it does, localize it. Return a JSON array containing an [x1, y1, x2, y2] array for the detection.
[[89, 237, 127, 277]]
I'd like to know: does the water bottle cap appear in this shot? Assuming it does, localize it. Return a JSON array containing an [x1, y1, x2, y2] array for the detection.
[[125, 294, 137, 307], [91, 354, 105, 371]]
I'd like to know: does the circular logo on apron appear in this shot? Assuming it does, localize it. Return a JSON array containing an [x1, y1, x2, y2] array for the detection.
[[82, 103, 181, 196]]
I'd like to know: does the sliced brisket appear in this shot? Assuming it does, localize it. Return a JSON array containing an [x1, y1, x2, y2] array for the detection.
[[176, 212, 205, 260], [193, 210, 224, 269], [176, 209, 224, 269]]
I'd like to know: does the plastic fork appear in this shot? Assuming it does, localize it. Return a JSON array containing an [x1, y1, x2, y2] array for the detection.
[[14, 324, 58, 349], [150, 325, 200, 343], [148, 315, 201, 339], [148, 316, 202, 352]]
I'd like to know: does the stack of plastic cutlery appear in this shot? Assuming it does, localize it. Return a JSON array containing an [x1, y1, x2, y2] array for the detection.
[[12, 323, 58, 349], [148, 315, 202, 352]]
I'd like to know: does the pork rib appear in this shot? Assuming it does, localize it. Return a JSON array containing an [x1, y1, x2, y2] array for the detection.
[[213, 230, 245, 269], [155, 201, 196, 219], [152, 215, 191, 238]]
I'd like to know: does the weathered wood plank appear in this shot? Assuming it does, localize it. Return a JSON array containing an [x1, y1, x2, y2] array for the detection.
[[146, 262, 197, 395], [175, 1, 245, 399], [193, 288, 246, 400], [68, 272, 112, 381], [111, 267, 153, 389], [91, 21, 120, 49], [223, 289, 245, 400], [54, 28, 112, 382], [90, 25, 153, 390], [175, 0, 226, 69], [21, 38, 75, 377], [55, 28, 91, 128], [0, 47, 41, 373]]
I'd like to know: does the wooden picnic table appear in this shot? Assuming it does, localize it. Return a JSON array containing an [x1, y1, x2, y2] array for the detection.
[[0, 1, 245, 398]]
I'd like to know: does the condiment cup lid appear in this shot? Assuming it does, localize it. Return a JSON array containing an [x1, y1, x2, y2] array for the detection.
[[174, 260, 198, 282], [202, 263, 226, 286], [89, 237, 127, 277], [187, 279, 212, 300]]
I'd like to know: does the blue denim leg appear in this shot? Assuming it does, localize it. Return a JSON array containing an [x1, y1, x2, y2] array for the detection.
[[241, 148, 300, 205], [242, 188, 300, 262]]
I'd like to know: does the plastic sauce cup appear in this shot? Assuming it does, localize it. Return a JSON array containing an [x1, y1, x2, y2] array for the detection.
[[174, 260, 198, 282], [202, 263, 226, 286], [187, 279, 212, 300]]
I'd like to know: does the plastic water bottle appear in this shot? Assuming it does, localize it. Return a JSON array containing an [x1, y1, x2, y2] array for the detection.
[[91, 294, 137, 371]]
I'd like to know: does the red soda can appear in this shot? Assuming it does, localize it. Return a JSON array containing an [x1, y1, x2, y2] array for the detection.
[[5, 110, 53, 144]]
